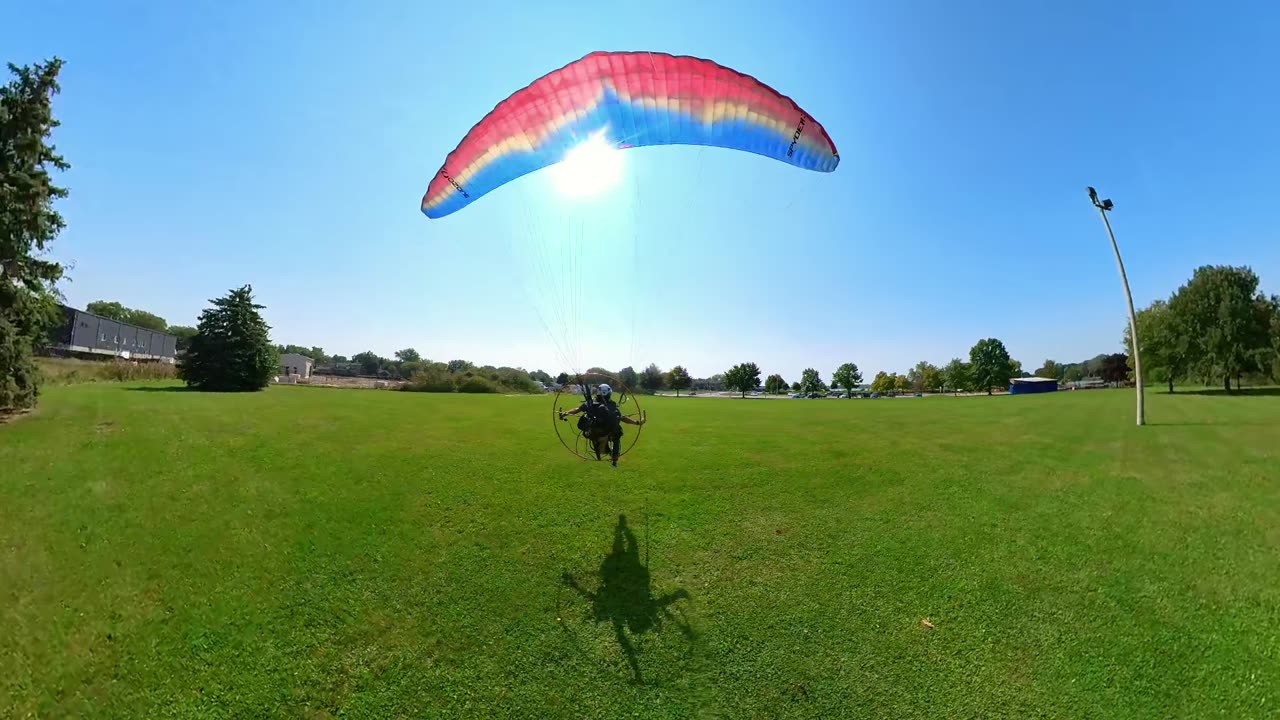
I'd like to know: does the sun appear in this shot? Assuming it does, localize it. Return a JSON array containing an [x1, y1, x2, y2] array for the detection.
[[547, 133, 624, 198]]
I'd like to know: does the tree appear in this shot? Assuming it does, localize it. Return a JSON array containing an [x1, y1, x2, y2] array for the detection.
[[1169, 265, 1273, 393], [330, 355, 349, 364], [277, 343, 316, 358], [168, 325, 197, 352], [894, 373, 912, 393], [869, 371, 894, 395], [354, 351, 386, 375], [905, 363, 923, 392], [86, 300, 168, 331], [1270, 296, 1280, 382], [723, 362, 761, 398], [555, 371, 570, 385], [400, 361, 426, 378], [832, 362, 863, 398], [665, 365, 692, 396], [968, 338, 1013, 395], [1, 58, 68, 412], [941, 358, 970, 395], [693, 374, 724, 392], [906, 361, 940, 393], [395, 348, 422, 364], [790, 381, 801, 393], [127, 309, 167, 332], [617, 366, 638, 390], [309, 347, 329, 365], [1099, 353, 1129, 384], [1009, 359, 1028, 379], [640, 363, 665, 392], [1124, 299, 1189, 393], [529, 369, 553, 385], [1064, 365, 1085, 383], [1035, 359, 1060, 380], [85, 300, 127, 321], [922, 364, 943, 393], [763, 373, 787, 395], [179, 285, 277, 392], [799, 368, 825, 395], [723, 365, 744, 395], [446, 359, 474, 374], [1145, 365, 1171, 387], [1082, 354, 1109, 378]]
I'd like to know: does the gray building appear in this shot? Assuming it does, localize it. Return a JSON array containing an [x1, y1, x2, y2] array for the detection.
[[279, 353, 314, 378], [45, 304, 178, 362]]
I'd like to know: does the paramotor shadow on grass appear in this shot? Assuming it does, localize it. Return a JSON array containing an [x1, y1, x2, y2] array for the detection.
[[559, 514, 694, 685]]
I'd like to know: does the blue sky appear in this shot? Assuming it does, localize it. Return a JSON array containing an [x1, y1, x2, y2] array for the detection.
[[6, 0, 1278, 381]]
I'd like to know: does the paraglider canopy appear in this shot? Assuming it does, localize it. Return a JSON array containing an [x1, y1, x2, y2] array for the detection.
[[421, 50, 839, 219], [418, 51, 840, 463], [545, 131, 625, 198]]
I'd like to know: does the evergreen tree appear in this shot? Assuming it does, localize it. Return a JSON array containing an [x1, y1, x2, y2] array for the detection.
[[180, 285, 278, 391], [1, 58, 68, 411]]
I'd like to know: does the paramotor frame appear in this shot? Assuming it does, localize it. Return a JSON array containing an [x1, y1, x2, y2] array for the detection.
[[552, 371, 644, 462]]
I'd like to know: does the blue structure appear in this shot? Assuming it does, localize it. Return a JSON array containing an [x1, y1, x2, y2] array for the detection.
[[1009, 377, 1059, 395]]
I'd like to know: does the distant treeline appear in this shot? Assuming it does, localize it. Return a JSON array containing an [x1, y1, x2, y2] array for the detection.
[[302, 350, 546, 394], [398, 363, 542, 394], [91, 265, 1280, 399], [1122, 265, 1278, 393]]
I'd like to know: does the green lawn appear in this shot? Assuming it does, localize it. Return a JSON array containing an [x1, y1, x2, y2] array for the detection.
[[3, 384, 1278, 718]]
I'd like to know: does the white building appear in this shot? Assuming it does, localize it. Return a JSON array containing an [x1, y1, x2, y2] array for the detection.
[[279, 353, 313, 379]]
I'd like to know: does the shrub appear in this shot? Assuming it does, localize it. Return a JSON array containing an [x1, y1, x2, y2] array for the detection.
[[1, 317, 42, 410], [457, 375, 499, 393], [37, 357, 177, 385], [101, 361, 177, 382], [397, 361, 542, 394], [401, 367, 457, 393]]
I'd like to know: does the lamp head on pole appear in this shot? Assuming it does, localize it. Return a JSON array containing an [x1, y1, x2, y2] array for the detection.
[[1087, 186, 1114, 211]]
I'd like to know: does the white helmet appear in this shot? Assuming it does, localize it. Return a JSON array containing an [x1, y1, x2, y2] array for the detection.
[[597, 383, 612, 397]]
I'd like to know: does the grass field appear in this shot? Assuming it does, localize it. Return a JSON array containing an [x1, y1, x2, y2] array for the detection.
[[3, 383, 1278, 718]]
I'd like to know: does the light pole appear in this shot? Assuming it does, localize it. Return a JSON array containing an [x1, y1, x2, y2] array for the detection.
[[1087, 186, 1144, 426]]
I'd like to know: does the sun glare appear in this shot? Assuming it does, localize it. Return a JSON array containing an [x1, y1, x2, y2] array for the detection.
[[547, 134, 624, 198]]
